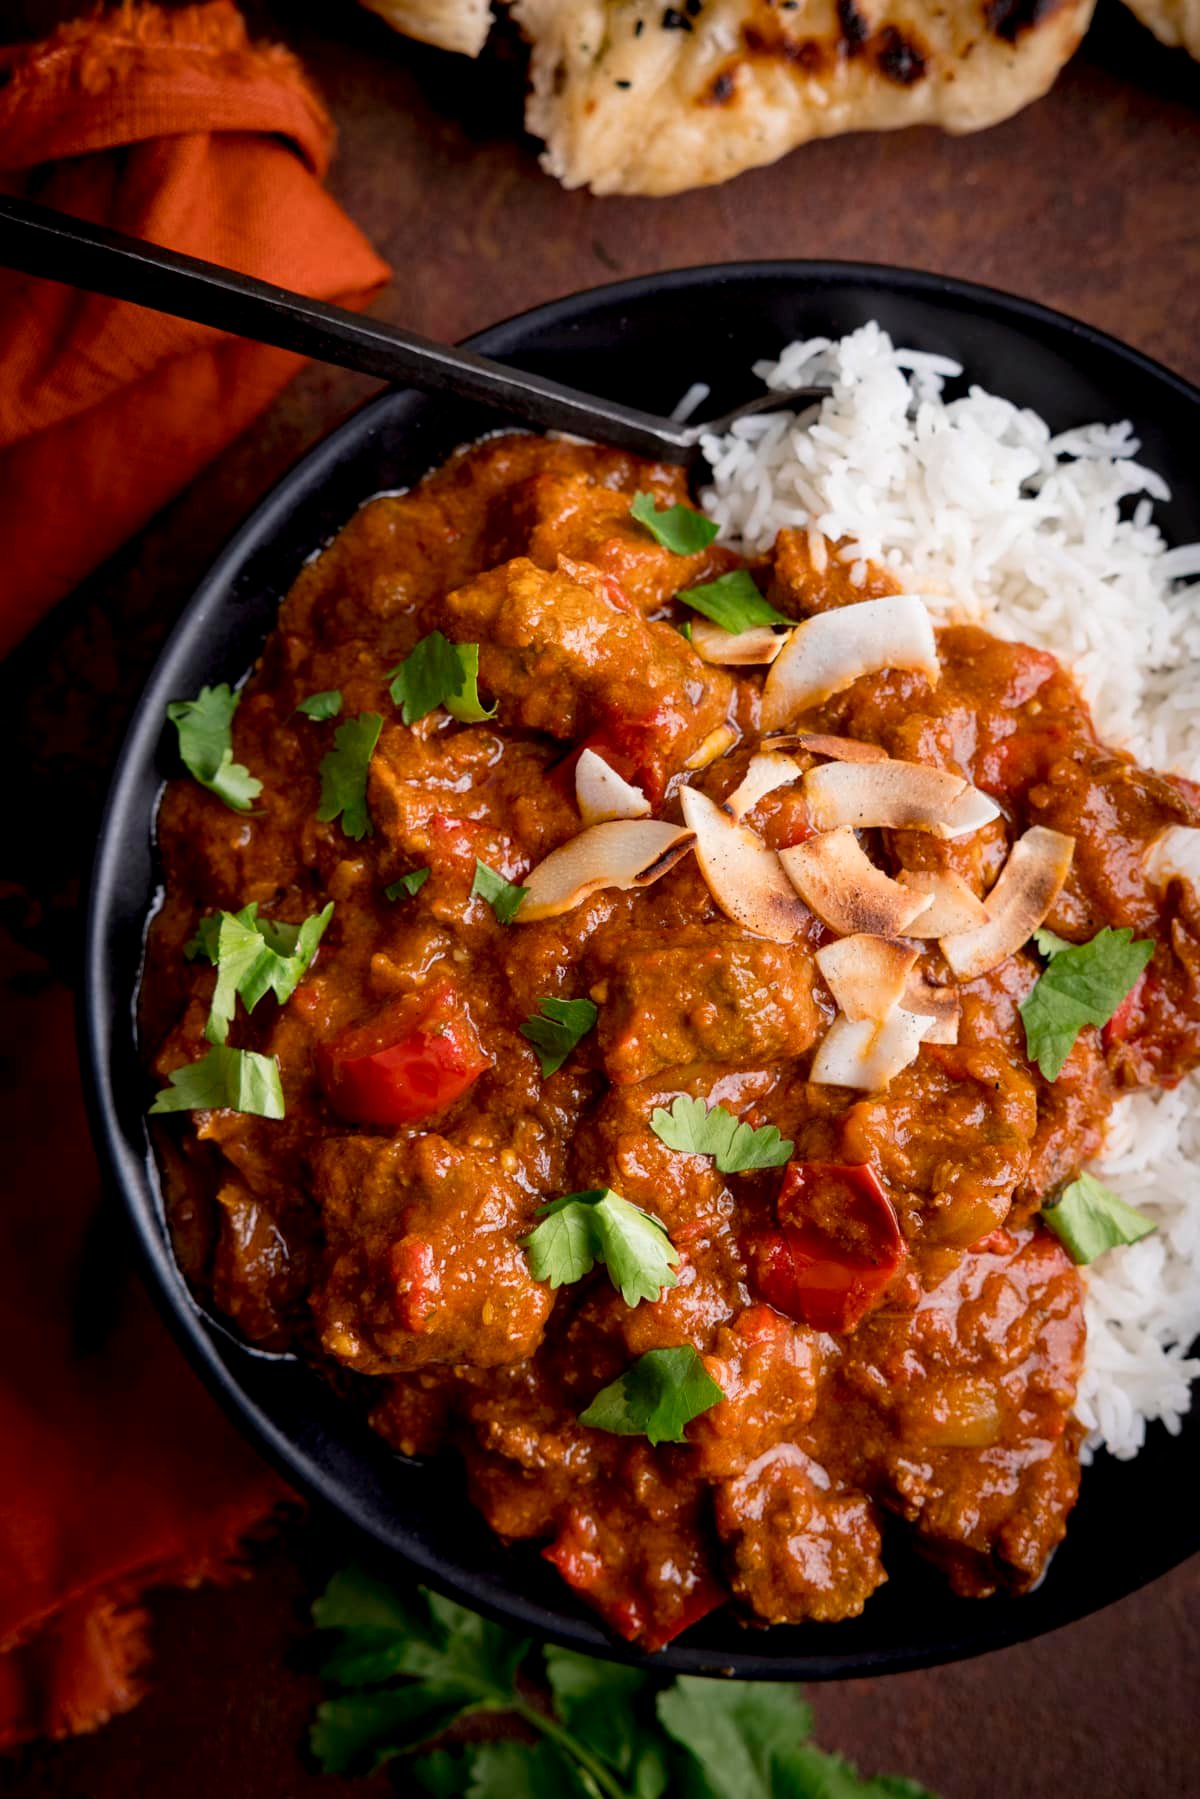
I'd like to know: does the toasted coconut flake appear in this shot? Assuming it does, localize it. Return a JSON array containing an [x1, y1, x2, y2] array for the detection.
[[575, 748, 651, 825], [761, 594, 940, 731], [816, 935, 918, 1023], [810, 1008, 932, 1091], [679, 786, 808, 943], [940, 825, 1075, 979], [723, 752, 803, 822], [782, 732, 889, 764], [779, 830, 934, 937], [804, 760, 1000, 840], [518, 820, 695, 922], [691, 618, 788, 667], [902, 972, 961, 1044], [896, 869, 990, 936], [684, 724, 737, 771]]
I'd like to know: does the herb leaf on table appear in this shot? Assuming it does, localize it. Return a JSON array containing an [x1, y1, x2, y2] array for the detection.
[[308, 1568, 940, 1797]]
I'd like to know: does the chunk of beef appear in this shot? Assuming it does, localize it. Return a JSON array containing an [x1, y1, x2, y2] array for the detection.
[[310, 1133, 552, 1374], [690, 1306, 823, 1480]]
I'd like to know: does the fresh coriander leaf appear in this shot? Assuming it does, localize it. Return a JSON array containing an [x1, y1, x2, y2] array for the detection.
[[186, 904, 256, 963], [658, 1679, 814, 1799], [1019, 926, 1154, 1080], [679, 570, 789, 635], [519, 996, 598, 1075], [296, 689, 343, 721], [579, 1346, 724, 1445], [462, 1740, 589, 1799], [149, 1045, 284, 1119], [544, 1647, 666, 1797], [471, 859, 528, 924], [317, 711, 382, 841], [413, 1750, 474, 1796], [310, 1687, 474, 1775], [389, 631, 495, 725], [166, 683, 262, 813], [386, 867, 431, 902], [631, 491, 720, 555], [312, 1563, 418, 1633], [678, 619, 694, 642], [202, 902, 332, 1046], [524, 1189, 680, 1308], [1033, 926, 1073, 958], [769, 1747, 938, 1799], [650, 1095, 792, 1175], [1042, 1170, 1155, 1264]]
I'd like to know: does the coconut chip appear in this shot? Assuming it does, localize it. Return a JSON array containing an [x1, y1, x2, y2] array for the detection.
[[690, 618, 789, 666], [679, 785, 809, 943], [896, 868, 990, 936], [815, 934, 919, 1023], [810, 1007, 933, 1091], [940, 825, 1075, 979], [575, 748, 651, 825], [804, 759, 1000, 840], [518, 819, 695, 922], [779, 829, 934, 937], [722, 751, 803, 822], [761, 594, 940, 732], [902, 971, 961, 1044]]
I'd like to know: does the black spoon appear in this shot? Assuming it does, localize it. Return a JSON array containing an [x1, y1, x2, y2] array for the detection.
[[0, 193, 827, 472]]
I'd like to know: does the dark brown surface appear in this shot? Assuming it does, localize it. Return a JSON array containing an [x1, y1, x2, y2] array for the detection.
[[3, 0, 1198, 1790]]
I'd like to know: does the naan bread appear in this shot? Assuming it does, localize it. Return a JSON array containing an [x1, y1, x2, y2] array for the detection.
[[511, 0, 1095, 195], [360, 0, 491, 57], [1121, 0, 1200, 57]]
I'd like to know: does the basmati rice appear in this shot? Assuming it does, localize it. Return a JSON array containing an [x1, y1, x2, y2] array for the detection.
[[700, 322, 1200, 1462]]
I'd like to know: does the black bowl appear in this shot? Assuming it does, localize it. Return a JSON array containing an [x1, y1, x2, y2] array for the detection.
[[82, 262, 1200, 1679]]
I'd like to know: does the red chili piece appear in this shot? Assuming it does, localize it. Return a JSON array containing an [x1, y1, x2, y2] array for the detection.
[[746, 1161, 906, 1334], [317, 985, 489, 1128], [1102, 971, 1150, 1049]]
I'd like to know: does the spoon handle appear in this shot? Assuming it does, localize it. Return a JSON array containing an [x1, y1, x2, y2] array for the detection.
[[0, 194, 695, 463]]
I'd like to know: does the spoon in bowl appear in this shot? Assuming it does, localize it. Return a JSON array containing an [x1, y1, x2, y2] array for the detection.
[[0, 194, 828, 476]]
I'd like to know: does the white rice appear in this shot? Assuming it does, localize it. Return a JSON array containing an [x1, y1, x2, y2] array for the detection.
[[699, 322, 1200, 1461]]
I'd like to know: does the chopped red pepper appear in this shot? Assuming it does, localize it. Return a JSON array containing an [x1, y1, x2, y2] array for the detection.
[[317, 984, 489, 1128], [543, 1507, 726, 1652], [1102, 970, 1150, 1048], [745, 1161, 906, 1334]]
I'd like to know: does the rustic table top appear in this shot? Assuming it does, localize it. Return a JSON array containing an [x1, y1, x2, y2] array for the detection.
[[4, 0, 1198, 1792]]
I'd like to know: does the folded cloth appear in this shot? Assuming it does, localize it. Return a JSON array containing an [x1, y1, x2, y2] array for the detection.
[[0, 0, 390, 658], [0, 1, 389, 1747]]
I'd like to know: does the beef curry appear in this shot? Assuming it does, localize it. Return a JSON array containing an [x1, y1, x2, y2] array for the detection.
[[144, 434, 1200, 1650]]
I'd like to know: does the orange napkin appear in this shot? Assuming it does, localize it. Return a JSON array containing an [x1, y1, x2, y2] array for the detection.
[[0, 0, 390, 658], [0, 1, 389, 1747]]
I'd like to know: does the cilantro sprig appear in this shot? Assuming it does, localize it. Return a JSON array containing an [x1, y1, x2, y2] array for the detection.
[[388, 632, 495, 725], [679, 570, 789, 635], [1020, 926, 1154, 1080], [630, 491, 720, 555], [471, 859, 528, 923], [650, 1095, 793, 1174], [1042, 1171, 1155, 1264], [308, 1567, 937, 1795], [385, 867, 431, 903], [187, 901, 333, 1046], [523, 1188, 680, 1307], [166, 683, 262, 813], [317, 712, 382, 841], [579, 1345, 724, 1445], [150, 1044, 284, 1119], [519, 996, 598, 1075], [296, 689, 343, 721]]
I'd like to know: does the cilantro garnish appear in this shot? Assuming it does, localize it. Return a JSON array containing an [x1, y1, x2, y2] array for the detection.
[[166, 683, 262, 813], [1020, 926, 1154, 1080], [388, 632, 495, 725], [150, 1044, 284, 1119], [580, 1346, 724, 1445], [317, 712, 382, 841], [308, 1566, 939, 1794], [384, 867, 431, 903], [630, 491, 720, 555], [471, 859, 528, 924], [519, 996, 598, 1075], [679, 570, 789, 634], [188, 902, 333, 1046], [296, 689, 342, 721], [1042, 1171, 1155, 1264], [523, 1188, 680, 1308], [650, 1095, 792, 1174]]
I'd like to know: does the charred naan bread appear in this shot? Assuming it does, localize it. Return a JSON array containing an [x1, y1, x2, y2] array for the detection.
[[360, 0, 491, 57], [1120, 0, 1200, 57], [511, 0, 1095, 195]]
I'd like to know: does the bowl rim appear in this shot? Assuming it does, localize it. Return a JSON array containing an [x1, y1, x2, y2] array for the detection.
[[80, 258, 1200, 1681]]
